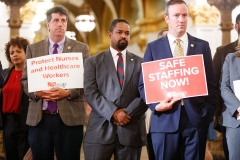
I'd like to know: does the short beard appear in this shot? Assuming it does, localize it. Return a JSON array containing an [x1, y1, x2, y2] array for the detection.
[[116, 41, 128, 51]]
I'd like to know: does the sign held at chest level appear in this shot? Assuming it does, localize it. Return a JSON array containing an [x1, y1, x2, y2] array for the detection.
[[141, 55, 208, 104]]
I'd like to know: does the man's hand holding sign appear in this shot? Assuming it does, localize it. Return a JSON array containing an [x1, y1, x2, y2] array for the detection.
[[138, 1, 217, 159], [35, 88, 70, 102], [155, 97, 180, 112], [27, 53, 84, 93], [20, 6, 90, 159], [141, 55, 208, 104]]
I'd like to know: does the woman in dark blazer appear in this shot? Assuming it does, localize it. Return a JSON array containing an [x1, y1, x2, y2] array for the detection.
[[0, 37, 29, 160]]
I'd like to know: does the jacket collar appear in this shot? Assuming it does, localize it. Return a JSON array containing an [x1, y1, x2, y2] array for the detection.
[[102, 49, 136, 91]]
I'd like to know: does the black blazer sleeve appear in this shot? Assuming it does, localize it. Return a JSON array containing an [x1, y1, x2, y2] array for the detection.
[[0, 61, 4, 88]]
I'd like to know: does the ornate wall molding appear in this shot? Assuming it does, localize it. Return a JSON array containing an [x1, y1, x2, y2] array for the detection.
[[207, 0, 240, 45], [189, 3, 220, 26], [0, 0, 29, 6], [207, 0, 240, 10], [0, 0, 30, 37], [20, 0, 37, 23], [132, 11, 167, 52]]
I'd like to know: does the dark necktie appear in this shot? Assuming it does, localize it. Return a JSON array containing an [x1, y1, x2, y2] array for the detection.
[[117, 53, 124, 89], [47, 43, 58, 113]]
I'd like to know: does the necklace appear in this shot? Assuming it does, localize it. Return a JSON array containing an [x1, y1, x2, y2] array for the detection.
[[14, 70, 22, 79]]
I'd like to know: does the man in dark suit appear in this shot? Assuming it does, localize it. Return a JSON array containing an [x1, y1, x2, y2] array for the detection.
[[145, 28, 169, 160], [139, 1, 217, 160], [213, 13, 240, 160], [83, 18, 148, 160], [21, 6, 89, 160]]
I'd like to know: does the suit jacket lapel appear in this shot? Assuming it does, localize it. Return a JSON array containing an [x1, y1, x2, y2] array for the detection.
[[186, 34, 196, 56], [162, 36, 173, 58], [103, 50, 122, 90], [44, 37, 72, 55], [123, 51, 135, 90], [62, 37, 73, 53], [233, 41, 240, 75], [237, 56, 240, 77], [43, 39, 49, 56]]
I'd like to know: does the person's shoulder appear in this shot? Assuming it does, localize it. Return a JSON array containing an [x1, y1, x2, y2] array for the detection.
[[216, 40, 237, 51], [2, 67, 13, 78], [3, 68, 10, 75], [29, 39, 47, 47], [27, 39, 48, 51], [148, 37, 164, 46], [226, 51, 239, 58], [127, 51, 143, 61], [69, 38, 88, 47], [188, 34, 208, 44], [86, 50, 107, 61]]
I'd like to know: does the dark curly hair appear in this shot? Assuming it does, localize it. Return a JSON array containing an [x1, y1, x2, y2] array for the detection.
[[5, 36, 29, 63]]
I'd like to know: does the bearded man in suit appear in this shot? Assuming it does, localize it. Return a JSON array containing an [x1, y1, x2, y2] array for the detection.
[[21, 6, 89, 160], [139, 1, 217, 160], [83, 18, 148, 160]]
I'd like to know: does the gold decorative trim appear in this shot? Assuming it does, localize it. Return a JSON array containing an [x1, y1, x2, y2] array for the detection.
[[135, 11, 167, 33], [20, 0, 37, 23], [189, 3, 220, 26], [131, 11, 167, 52]]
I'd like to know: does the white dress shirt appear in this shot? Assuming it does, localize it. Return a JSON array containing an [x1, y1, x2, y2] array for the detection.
[[167, 32, 188, 56], [110, 46, 126, 73]]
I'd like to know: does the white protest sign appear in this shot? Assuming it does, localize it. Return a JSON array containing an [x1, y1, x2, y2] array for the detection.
[[27, 53, 83, 92], [234, 80, 240, 100]]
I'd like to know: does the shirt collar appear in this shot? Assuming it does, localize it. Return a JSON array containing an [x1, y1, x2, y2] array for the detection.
[[110, 46, 126, 57], [49, 37, 65, 49], [167, 32, 188, 45]]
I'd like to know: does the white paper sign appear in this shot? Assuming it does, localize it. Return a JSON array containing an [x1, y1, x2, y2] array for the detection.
[[233, 80, 240, 100], [27, 53, 83, 92]]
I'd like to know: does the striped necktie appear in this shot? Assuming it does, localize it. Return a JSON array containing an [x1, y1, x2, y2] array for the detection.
[[47, 43, 58, 113], [117, 53, 124, 89]]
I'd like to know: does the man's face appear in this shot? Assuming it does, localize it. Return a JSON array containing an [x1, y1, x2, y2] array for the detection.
[[164, 3, 188, 38], [47, 13, 67, 40], [108, 22, 130, 51]]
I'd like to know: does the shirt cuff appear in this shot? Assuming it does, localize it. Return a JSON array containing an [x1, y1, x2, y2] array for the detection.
[[34, 92, 39, 100], [67, 90, 71, 99]]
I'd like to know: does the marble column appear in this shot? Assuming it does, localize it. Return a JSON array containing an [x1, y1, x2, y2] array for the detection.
[[0, 0, 30, 37], [188, 3, 221, 56], [207, 0, 240, 45]]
